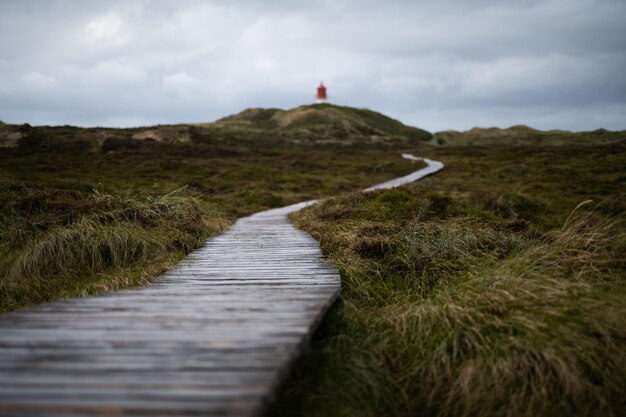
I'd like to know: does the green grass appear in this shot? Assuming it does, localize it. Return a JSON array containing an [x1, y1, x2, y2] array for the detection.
[[0, 181, 229, 311], [0, 110, 424, 311], [2, 108, 625, 416], [268, 140, 626, 417], [435, 125, 625, 146], [214, 104, 432, 144]]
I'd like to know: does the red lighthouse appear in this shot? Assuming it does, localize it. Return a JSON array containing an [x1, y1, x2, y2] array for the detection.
[[315, 82, 328, 104]]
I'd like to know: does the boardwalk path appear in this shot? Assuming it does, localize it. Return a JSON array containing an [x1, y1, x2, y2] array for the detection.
[[0, 155, 443, 417]]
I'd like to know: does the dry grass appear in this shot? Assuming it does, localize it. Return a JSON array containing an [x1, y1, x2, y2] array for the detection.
[[435, 125, 625, 146], [269, 143, 626, 417], [214, 104, 432, 144], [0, 107, 425, 311], [358, 213, 625, 417], [0, 181, 229, 311]]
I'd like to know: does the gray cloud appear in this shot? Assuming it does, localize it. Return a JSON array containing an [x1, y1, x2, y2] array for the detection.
[[0, 0, 625, 131]]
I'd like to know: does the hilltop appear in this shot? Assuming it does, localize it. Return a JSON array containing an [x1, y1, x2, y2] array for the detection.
[[209, 104, 432, 144], [0, 105, 432, 152]]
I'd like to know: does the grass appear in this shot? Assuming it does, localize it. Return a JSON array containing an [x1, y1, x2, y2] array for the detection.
[[0, 181, 229, 311], [435, 125, 624, 146], [0, 106, 425, 311], [213, 104, 433, 144], [268, 139, 626, 417], [1, 108, 625, 415]]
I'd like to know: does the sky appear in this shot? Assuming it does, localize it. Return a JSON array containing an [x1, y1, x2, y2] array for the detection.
[[0, 0, 625, 132]]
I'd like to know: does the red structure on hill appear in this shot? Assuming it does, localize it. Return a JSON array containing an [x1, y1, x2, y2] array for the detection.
[[316, 82, 328, 103]]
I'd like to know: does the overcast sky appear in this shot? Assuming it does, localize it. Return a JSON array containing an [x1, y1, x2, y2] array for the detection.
[[1, 0, 625, 132]]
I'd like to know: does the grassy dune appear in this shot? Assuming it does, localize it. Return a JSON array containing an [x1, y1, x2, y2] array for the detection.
[[269, 140, 626, 417], [212, 103, 432, 144], [435, 125, 621, 146], [1, 108, 624, 415], [0, 105, 425, 311]]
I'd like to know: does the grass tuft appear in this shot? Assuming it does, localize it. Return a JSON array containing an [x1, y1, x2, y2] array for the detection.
[[0, 181, 229, 311], [273, 176, 625, 417]]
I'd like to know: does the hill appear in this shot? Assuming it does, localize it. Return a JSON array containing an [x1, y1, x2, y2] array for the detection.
[[1, 105, 432, 153], [436, 125, 624, 146], [207, 104, 432, 144]]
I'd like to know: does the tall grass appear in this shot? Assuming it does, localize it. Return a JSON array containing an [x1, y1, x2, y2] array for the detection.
[[271, 187, 625, 417], [0, 180, 229, 311], [356, 213, 624, 417], [0, 119, 423, 311]]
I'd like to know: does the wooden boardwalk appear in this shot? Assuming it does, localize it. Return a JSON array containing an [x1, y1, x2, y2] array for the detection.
[[0, 155, 443, 417]]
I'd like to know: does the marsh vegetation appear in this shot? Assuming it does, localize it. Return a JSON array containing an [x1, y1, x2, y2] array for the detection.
[[0, 105, 423, 311], [269, 139, 626, 417], [1, 107, 625, 416]]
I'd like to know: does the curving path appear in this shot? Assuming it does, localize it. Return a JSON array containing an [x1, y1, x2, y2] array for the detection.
[[0, 155, 443, 417], [365, 154, 444, 192]]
